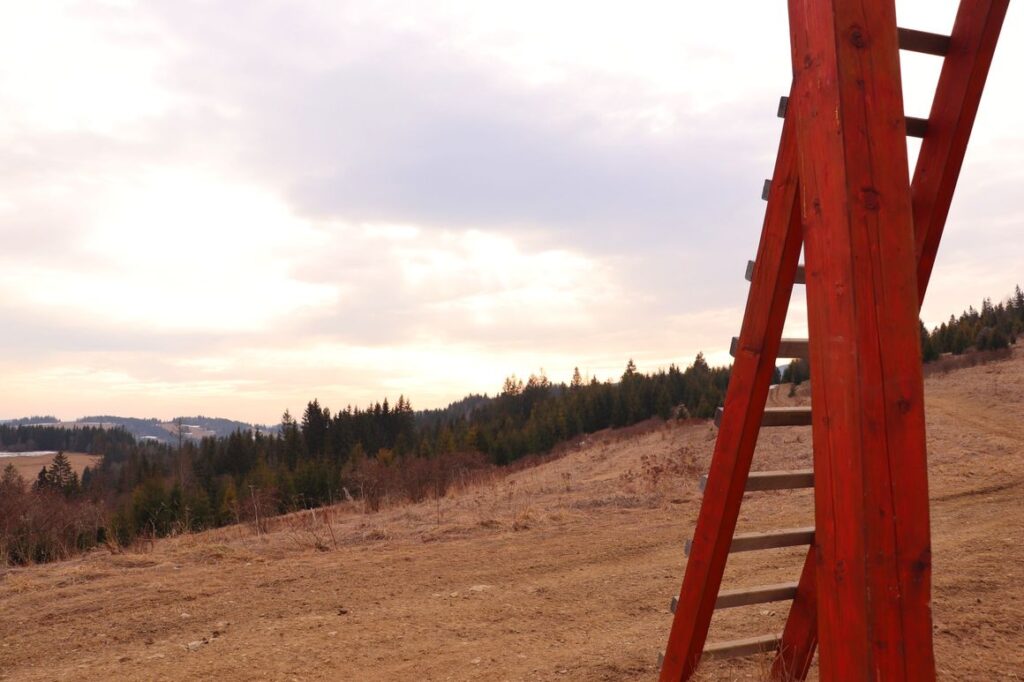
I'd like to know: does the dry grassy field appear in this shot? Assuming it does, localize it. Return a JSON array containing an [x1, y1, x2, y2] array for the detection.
[[2, 452, 100, 482], [1, 351, 1022, 681]]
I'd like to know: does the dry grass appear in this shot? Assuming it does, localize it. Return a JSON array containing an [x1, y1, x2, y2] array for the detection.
[[1, 451, 100, 481], [1, 349, 1023, 680]]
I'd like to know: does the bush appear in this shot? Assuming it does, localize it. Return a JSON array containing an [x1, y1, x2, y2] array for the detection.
[[350, 451, 489, 512], [1, 464, 106, 565]]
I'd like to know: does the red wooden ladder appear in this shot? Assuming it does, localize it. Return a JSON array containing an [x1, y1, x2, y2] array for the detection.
[[658, 1, 1008, 680]]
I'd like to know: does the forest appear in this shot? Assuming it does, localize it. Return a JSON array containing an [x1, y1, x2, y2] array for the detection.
[[1, 355, 728, 564], [2, 285, 1022, 566], [778, 286, 1024, 387]]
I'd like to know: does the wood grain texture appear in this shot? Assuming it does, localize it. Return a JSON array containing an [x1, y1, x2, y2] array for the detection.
[[771, 547, 818, 680], [897, 27, 951, 56], [729, 336, 808, 360], [913, 0, 1009, 304], [670, 582, 799, 613], [728, 527, 815, 553], [773, 2, 1007, 676], [747, 259, 806, 284], [704, 633, 781, 661], [714, 406, 811, 428], [683, 527, 815, 557], [664, 3, 1007, 677], [787, 0, 935, 679], [700, 469, 814, 492], [658, 102, 804, 682]]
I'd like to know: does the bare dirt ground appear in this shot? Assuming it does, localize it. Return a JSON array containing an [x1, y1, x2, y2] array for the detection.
[[2, 350, 1022, 681], [2, 452, 99, 481]]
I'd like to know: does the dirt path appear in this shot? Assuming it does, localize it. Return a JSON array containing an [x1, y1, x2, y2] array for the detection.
[[2, 351, 1022, 681]]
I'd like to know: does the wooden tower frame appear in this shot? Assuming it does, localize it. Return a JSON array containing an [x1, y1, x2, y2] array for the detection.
[[658, 1, 1008, 679]]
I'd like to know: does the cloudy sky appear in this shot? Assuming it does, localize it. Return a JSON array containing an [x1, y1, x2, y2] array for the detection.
[[2, 1, 1021, 424]]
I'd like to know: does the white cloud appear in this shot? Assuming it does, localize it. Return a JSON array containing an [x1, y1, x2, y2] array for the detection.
[[1, 168, 338, 332], [0, 0, 1021, 422], [0, 2, 178, 136]]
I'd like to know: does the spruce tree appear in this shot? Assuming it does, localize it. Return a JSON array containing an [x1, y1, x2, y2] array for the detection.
[[2, 463, 22, 490], [48, 452, 76, 491]]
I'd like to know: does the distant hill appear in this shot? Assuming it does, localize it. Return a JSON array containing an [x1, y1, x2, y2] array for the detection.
[[80, 415, 277, 442], [0, 416, 59, 426], [73, 416, 170, 440], [2, 415, 274, 444]]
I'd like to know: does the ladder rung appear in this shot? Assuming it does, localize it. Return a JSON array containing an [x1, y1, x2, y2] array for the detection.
[[746, 469, 814, 491], [730, 336, 808, 360], [704, 633, 782, 661], [659, 633, 782, 668], [731, 527, 815, 553], [684, 527, 814, 556], [897, 27, 951, 56], [762, 406, 812, 427], [670, 581, 799, 614], [717, 582, 799, 609], [779, 338, 809, 359], [714, 406, 811, 428], [699, 468, 814, 493], [745, 259, 806, 284], [776, 97, 928, 137], [905, 116, 929, 138]]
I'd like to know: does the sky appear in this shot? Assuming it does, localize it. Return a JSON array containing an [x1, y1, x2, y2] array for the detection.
[[1, 1, 1022, 424]]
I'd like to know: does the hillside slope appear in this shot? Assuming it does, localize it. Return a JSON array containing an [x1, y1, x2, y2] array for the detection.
[[1, 350, 1022, 681]]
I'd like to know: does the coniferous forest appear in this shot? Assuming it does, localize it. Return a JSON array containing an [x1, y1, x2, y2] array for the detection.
[[1, 355, 727, 564], [2, 286, 1022, 565]]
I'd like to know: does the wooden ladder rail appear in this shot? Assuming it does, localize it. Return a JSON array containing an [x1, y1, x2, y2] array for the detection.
[[771, 2, 1009, 678], [660, 2, 1009, 680], [657, 94, 804, 681]]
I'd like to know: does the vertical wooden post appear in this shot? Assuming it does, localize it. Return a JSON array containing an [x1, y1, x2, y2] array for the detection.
[[772, 1, 1008, 675], [658, 112, 803, 682], [787, 0, 935, 679]]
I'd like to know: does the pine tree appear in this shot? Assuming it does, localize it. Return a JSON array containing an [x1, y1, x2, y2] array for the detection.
[[1, 463, 23, 490], [49, 451, 70, 484], [920, 321, 939, 363], [42, 452, 78, 495], [301, 399, 328, 457], [655, 386, 673, 420]]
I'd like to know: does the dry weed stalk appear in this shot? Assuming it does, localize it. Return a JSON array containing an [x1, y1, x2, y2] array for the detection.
[[282, 507, 339, 552]]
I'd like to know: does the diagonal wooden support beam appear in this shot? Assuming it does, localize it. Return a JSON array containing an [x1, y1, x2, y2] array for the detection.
[[771, 546, 818, 680], [771, 3, 1008, 678], [658, 103, 804, 682], [662, 3, 1007, 679], [913, 0, 1010, 303], [787, 0, 935, 678]]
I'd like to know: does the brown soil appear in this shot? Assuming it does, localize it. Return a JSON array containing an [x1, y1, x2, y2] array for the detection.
[[1, 351, 1022, 681]]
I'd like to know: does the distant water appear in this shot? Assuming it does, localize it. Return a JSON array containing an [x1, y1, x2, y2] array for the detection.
[[0, 450, 59, 458]]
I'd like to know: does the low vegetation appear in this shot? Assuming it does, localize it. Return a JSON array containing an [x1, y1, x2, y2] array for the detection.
[[2, 286, 1021, 567]]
